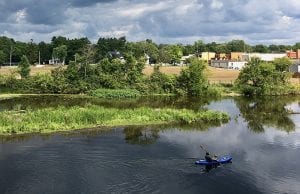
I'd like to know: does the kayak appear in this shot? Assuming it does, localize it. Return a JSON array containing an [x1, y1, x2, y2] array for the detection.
[[195, 155, 232, 165]]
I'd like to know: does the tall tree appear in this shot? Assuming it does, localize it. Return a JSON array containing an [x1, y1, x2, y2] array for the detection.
[[0, 50, 6, 66], [53, 45, 67, 65], [176, 58, 211, 96], [96, 36, 126, 61], [253, 44, 269, 53], [226, 40, 247, 52], [38, 41, 52, 64], [18, 55, 31, 78]]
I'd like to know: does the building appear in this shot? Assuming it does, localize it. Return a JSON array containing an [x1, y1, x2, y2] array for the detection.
[[211, 60, 247, 70], [230, 52, 244, 60], [215, 53, 228, 60], [180, 54, 195, 65], [49, 57, 60, 65], [241, 53, 287, 62], [200, 52, 215, 61], [145, 54, 150, 65], [286, 49, 300, 59]]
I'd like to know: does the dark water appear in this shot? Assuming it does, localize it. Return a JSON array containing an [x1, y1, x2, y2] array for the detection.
[[0, 96, 300, 194]]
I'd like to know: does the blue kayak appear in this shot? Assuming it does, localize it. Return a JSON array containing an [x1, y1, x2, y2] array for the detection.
[[195, 155, 232, 165]]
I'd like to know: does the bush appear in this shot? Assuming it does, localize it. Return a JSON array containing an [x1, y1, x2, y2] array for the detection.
[[147, 65, 176, 94], [176, 58, 219, 96]]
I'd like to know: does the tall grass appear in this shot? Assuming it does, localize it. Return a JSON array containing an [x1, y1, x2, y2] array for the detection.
[[88, 89, 141, 98], [0, 105, 229, 135]]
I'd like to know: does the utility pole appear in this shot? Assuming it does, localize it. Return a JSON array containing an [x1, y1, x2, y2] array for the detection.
[[9, 45, 13, 66], [39, 50, 41, 65]]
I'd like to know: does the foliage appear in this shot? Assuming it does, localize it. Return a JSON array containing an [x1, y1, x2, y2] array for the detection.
[[18, 55, 31, 79], [235, 97, 295, 133], [96, 37, 126, 60], [147, 65, 176, 94], [236, 58, 293, 96], [0, 50, 5, 65], [159, 45, 183, 64], [176, 58, 218, 96], [0, 105, 229, 135], [53, 45, 67, 64]]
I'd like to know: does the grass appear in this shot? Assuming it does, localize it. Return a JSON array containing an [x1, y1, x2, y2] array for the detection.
[[88, 89, 141, 98], [0, 105, 230, 135]]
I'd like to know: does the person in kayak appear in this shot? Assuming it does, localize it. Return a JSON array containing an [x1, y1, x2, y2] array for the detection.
[[205, 152, 218, 162]]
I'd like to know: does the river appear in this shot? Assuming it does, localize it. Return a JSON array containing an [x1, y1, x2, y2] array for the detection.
[[0, 96, 299, 194]]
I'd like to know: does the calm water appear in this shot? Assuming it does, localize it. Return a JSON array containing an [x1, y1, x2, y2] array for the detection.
[[0, 96, 300, 194]]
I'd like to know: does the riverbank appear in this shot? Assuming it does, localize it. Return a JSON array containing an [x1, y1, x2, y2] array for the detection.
[[0, 105, 230, 135]]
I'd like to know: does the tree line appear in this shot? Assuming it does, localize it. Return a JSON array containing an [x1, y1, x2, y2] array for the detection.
[[1, 36, 300, 66]]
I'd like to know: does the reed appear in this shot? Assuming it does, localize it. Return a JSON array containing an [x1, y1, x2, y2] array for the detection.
[[88, 89, 141, 98], [0, 105, 229, 135]]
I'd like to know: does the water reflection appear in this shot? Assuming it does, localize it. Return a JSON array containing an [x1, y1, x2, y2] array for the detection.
[[235, 97, 296, 133], [123, 121, 226, 146], [123, 126, 159, 145]]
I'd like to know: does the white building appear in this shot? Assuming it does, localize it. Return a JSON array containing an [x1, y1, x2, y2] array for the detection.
[[211, 60, 247, 70], [49, 57, 60, 65], [145, 54, 150, 65], [242, 53, 287, 62], [180, 54, 195, 65]]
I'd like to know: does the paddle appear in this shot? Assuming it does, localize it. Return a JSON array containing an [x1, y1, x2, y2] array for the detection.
[[199, 145, 218, 158]]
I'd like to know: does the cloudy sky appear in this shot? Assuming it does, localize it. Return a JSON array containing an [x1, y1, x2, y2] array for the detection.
[[1, 0, 300, 44]]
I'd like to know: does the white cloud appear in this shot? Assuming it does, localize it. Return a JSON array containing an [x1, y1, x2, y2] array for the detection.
[[211, 0, 223, 10], [1, 0, 300, 44]]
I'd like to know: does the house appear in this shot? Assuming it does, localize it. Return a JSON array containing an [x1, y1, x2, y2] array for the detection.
[[211, 60, 247, 70], [241, 53, 287, 62], [49, 57, 60, 65], [180, 54, 195, 65]]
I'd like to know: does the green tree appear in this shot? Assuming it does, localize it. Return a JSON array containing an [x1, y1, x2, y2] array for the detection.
[[96, 37, 126, 61], [53, 45, 67, 65], [253, 44, 269, 53], [176, 58, 210, 96], [194, 40, 206, 56], [226, 40, 247, 52], [0, 50, 5, 66], [18, 55, 31, 79], [38, 41, 52, 64], [236, 58, 291, 96], [159, 45, 183, 64], [293, 42, 300, 50], [128, 40, 159, 64]]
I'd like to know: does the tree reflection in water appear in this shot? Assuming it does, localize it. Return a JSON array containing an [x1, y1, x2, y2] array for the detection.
[[123, 121, 225, 145], [235, 97, 296, 133], [123, 126, 160, 145]]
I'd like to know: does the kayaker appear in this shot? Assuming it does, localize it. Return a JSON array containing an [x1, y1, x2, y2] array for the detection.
[[205, 152, 217, 162]]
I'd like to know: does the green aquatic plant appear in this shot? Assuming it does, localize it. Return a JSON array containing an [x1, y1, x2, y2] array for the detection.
[[0, 105, 230, 135], [88, 89, 141, 98]]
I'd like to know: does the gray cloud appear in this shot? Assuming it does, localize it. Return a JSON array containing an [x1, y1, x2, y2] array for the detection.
[[0, 0, 300, 44]]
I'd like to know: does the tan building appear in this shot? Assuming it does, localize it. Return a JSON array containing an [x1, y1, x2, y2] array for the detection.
[[230, 52, 244, 61], [200, 52, 216, 61]]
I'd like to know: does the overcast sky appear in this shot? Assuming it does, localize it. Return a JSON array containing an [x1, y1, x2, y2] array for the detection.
[[1, 0, 300, 44]]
